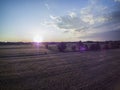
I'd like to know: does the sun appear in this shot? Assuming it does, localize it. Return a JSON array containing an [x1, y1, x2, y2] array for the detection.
[[33, 35, 43, 43]]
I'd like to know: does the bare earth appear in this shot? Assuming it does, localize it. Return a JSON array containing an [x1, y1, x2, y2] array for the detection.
[[0, 45, 120, 90]]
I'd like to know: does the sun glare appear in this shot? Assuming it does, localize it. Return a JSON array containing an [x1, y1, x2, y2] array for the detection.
[[33, 35, 43, 43]]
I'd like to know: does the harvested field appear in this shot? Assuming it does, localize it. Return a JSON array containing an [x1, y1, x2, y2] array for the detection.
[[0, 45, 120, 90]]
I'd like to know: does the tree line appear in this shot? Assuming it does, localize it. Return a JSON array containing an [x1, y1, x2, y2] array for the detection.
[[45, 41, 120, 52]]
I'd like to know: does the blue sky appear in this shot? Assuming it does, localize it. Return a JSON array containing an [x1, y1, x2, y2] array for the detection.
[[0, 0, 120, 42]]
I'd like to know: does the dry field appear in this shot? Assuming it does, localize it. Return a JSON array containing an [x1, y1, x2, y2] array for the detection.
[[0, 44, 120, 90]]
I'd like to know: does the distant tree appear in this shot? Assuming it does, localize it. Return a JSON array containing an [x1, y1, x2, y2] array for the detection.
[[89, 44, 95, 51], [95, 42, 101, 50], [57, 42, 67, 52], [89, 42, 101, 51], [45, 43, 49, 49], [103, 44, 109, 50], [84, 44, 89, 51], [111, 41, 120, 49], [78, 41, 83, 46], [77, 41, 84, 51], [71, 45, 76, 52]]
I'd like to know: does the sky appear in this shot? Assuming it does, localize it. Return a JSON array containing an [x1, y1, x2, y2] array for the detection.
[[0, 0, 120, 42]]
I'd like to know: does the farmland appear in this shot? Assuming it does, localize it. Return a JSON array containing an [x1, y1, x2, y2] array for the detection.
[[0, 44, 120, 90]]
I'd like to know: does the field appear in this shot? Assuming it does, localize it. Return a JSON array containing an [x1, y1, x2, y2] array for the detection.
[[0, 44, 120, 90]]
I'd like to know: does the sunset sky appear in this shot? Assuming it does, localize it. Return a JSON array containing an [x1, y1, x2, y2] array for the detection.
[[0, 0, 120, 42]]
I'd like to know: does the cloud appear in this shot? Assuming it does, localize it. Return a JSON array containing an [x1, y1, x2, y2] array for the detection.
[[80, 14, 94, 25], [110, 3, 120, 22], [45, 3, 50, 10], [48, 0, 109, 33], [43, 0, 119, 41], [49, 14, 89, 32], [114, 0, 120, 2], [68, 12, 77, 18], [49, 15, 62, 22], [79, 29, 120, 41], [80, 0, 108, 25], [49, 11, 108, 33]]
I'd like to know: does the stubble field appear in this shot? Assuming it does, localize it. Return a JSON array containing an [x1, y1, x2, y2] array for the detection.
[[0, 44, 120, 90]]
